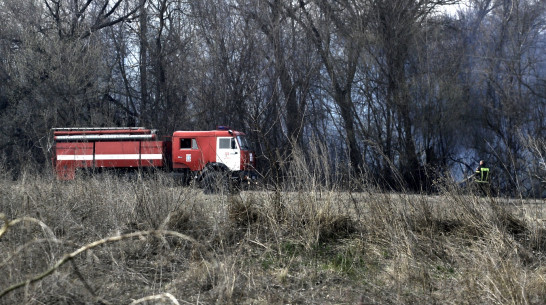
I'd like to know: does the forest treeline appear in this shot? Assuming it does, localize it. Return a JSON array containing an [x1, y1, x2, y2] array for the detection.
[[0, 0, 544, 194]]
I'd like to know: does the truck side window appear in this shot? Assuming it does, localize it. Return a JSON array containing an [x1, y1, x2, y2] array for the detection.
[[219, 138, 230, 149], [180, 138, 196, 150]]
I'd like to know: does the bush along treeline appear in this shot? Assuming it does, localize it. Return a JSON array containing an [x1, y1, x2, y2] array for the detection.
[[0, 0, 545, 196]]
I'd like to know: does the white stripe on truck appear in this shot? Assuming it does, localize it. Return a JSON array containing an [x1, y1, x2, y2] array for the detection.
[[55, 134, 155, 141], [57, 154, 163, 161]]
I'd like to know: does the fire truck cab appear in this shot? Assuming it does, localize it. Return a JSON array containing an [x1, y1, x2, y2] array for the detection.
[[171, 127, 257, 191]]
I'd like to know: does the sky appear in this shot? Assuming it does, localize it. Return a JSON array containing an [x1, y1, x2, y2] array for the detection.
[[440, 0, 470, 17]]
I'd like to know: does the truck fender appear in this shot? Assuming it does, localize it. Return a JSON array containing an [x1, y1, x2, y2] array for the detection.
[[205, 162, 230, 172]]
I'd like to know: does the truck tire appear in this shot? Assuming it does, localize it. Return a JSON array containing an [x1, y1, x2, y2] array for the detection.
[[201, 170, 230, 194]]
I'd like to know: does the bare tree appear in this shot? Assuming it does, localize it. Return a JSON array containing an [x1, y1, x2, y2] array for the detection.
[[462, 0, 546, 193], [239, 0, 317, 147], [286, 0, 367, 172], [42, 0, 142, 40], [362, 0, 460, 188], [188, 0, 262, 131], [0, 0, 141, 171], [139, 0, 150, 126]]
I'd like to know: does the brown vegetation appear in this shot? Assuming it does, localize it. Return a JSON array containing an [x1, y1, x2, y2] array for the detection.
[[1, 166, 545, 304]]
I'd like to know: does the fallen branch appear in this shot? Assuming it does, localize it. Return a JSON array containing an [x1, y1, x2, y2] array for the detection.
[[0, 213, 56, 240], [0, 229, 201, 299], [130, 293, 180, 305]]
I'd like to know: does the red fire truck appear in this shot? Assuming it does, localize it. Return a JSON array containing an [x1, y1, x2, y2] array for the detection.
[[52, 126, 257, 192]]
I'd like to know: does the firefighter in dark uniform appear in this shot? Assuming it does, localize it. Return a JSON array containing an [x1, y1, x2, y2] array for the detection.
[[474, 160, 491, 195]]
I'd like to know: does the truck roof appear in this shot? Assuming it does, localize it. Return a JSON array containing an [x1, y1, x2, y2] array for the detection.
[[52, 127, 158, 141], [53, 127, 155, 135], [172, 130, 245, 137]]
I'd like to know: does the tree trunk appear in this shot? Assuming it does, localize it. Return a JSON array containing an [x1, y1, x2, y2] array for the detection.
[[139, 0, 149, 126]]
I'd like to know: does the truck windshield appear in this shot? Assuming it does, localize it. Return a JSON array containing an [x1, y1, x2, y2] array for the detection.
[[237, 136, 252, 150]]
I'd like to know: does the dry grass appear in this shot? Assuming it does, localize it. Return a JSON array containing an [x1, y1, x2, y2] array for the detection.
[[1, 168, 545, 304]]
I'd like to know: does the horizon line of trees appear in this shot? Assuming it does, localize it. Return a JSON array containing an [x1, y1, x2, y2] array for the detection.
[[0, 0, 545, 195]]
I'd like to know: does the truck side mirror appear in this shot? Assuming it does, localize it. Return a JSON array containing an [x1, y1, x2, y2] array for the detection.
[[231, 138, 236, 149]]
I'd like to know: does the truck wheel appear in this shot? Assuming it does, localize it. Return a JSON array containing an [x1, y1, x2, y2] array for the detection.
[[202, 170, 229, 194], [171, 170, 191, 186]]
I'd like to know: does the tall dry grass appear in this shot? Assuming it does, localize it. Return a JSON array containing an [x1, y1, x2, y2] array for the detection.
[[0, 151, 545, 304]]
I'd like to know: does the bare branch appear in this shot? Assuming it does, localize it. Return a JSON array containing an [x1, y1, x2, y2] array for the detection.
[[0, 229, 202, 298], [130, 293, 180, 305], [0, 214, 56, 240]]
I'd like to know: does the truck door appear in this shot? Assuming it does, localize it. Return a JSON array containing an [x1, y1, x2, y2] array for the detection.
[[216, 137, 240, 171], [173, 137, 201, 171]]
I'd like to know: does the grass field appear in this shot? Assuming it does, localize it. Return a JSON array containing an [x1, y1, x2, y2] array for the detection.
[[1, 171, 545, 304]]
